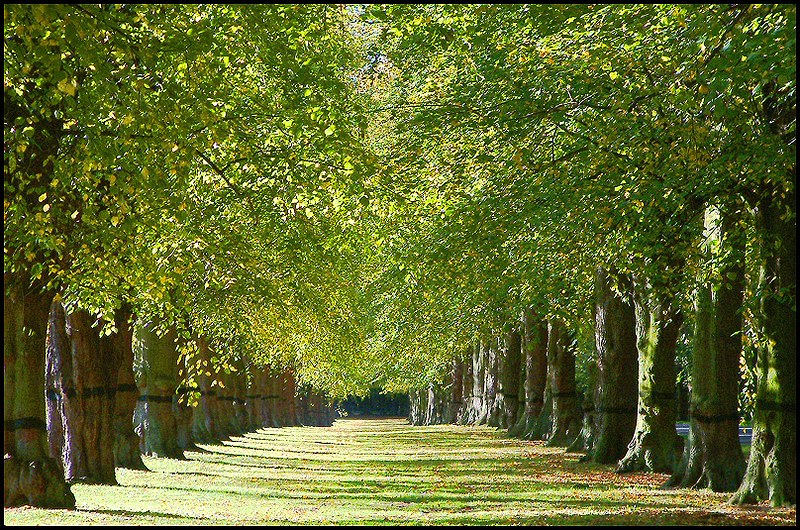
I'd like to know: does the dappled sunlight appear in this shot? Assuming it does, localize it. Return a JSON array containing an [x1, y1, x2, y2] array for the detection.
[[5, 419, 795, 525]]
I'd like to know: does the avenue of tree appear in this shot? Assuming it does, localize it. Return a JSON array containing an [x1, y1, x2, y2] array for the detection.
[[4, 4, 795, 510]]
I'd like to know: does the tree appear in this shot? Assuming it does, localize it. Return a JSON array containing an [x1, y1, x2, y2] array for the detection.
[[669, 206, 746, 491], [590, 268, 638, 464]]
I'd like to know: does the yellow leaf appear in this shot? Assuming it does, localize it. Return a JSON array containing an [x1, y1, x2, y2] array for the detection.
[[57, 78, 77, 97]]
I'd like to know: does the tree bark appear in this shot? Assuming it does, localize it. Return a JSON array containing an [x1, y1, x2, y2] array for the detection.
[[133, 323, 183, 459], [264, 369, 281, 428], [447, 359, 464, 424], [546, 319, 581, 447], [496, 329, 522, 430], [174, 385, 198, 452], [510, 310, 549, 439], [617, 279, 684, 473], [732, 172, 796, 506], [277, 369, 298, 427], [45, 298, 73, 470], [245, 366, 266, 431], [669, 209, 746, 491], [216, 369, 235, 436], [425, 384, 437, 424], [191, 337, 223, 443], [111, 308, 147, 470], [4, 277, 74, 508], [457, 351, 473, 425], [409, 388, 425, 426], [469, 342, 485, 425], [591, 268, 639, 464], [484, 339, 500, 427], [46, 301, 121, 484], [567, 361, 597, 455], [233, 362, 249, 431]]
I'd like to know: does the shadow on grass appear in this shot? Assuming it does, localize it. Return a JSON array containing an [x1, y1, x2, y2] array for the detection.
[[188, 451, 623, 488], [78, 507, 214, 522], [116, 478, 675, 512]]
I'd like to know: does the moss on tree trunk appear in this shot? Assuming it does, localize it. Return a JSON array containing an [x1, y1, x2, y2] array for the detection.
[[731, 174, 795, 507], [4, 277, 74, 508], [669, 209, 745, 491], [592, 269, 639, 464], [617, 280, 683, 474]]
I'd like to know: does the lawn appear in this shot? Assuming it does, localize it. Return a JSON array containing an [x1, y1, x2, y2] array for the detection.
[[4, 418, 795, 525]]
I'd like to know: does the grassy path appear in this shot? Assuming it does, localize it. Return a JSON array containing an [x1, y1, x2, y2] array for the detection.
[[4, 418, 795, 525]]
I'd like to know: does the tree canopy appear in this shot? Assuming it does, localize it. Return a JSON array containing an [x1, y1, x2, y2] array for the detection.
[[5, 4, 795, 398]]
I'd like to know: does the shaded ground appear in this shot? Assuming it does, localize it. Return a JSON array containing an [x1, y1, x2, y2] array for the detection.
[[4, 418, 795, 525]]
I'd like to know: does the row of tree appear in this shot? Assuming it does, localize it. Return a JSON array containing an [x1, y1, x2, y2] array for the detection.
[[366, 4, 795, 508], [5, 4, 356, 509], [6, 295, 335, 507], [4, 2, 795, 512]]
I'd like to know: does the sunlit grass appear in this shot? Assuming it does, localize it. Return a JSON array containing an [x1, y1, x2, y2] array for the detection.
[[4, 418, 794, 525]]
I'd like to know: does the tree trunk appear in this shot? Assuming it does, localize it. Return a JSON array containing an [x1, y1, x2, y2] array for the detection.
[[513, 318, 528, 435], [45, 298, 74, 471], [409, 388, 425, 426], [457, 352, 473, 425], [448, 359, 464, 424], [511, 310, 548, 439], [191, 337, 223, 443], [425, 384, 436, 424], [591, 268, 639, 464], [546, 319, 581, 447], [732, 172, 795, 506], [174, 386, 198, 452], [617, 279, 684, 473], [4, 277, 74, 508], [530, 378, 553, 441], [567, 361, 597, 455], [233, 363, 249, 432], [264, 370, 280, 428], [470, 342, 485, 425], [133, 324, 183, 459], [297, 389, 309, 425], [496, 329, 522, 430], [246, 368, 266, 431], [46, 301, 121, 484], [258, 370, 271, 427], [286, 369, 300, 426], [111, 308, 147, 470], [669, 209, 746, 491], [484, 339, 500, 427], [216, 369, 235, 436]]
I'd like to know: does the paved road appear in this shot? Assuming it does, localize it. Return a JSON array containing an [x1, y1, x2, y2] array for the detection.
[[676, 422, 752, 444]]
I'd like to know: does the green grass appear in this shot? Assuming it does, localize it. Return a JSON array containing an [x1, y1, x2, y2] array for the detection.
[[4, 418, 794, 525]]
